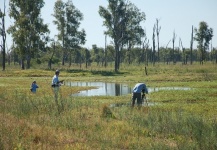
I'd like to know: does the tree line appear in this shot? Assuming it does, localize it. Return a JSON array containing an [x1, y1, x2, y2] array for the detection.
[[0, 0, 216, 71]]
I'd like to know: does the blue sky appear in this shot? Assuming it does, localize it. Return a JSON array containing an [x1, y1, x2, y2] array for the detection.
[[2, 0, 217, 50]]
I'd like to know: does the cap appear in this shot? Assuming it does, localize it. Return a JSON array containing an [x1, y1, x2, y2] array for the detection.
[[55, 70, 60, 74]]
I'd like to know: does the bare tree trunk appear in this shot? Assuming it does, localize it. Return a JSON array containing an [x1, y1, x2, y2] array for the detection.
[[156, 18, 161, 62], [146, 48, 149, 66], [165, 40, 171, 65], [79, 55, 82, 69], [210, 41, 213, 63], [62, 35, 65, 66], [172, 31, 177, 64], [215, 50, 217, 64], [180, 39, 186, 65], [190, 25, 194, 65], [69, 53, 72, 67], [104, 35, 107, 68], [7, 52, 11, 65], [114, 42, 119, 72], [26, 41, 31, 69], [1, 1, 6, 71], [127, 41, 131, 64], [152, 24, 156, 66], [85, 48, 88, 69], [21, 58, 25, 70], [14, 49, 16, 65], [26, 55, 31, 69], [48, 42, 56, 69], [62, 49, 65, 65], [118, 44, 122, 70]]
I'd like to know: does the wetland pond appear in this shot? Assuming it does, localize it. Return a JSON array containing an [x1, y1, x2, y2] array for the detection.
[[65, 82, 191, 107], [65, 81, 191, 96]]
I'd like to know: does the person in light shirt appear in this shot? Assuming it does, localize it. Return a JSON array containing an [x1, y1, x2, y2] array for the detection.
[[52, 70, 63, 87], [131, 83, 148, 107], [51, 70, 64, 112]]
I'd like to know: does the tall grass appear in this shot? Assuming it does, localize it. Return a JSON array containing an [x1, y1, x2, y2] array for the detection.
[[0, 63, 217, 149]]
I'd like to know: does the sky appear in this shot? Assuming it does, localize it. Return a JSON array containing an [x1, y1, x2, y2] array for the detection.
[[1, 0, 217, 51]]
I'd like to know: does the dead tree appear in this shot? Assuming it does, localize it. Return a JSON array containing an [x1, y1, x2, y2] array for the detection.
[[142, 36, 149, 66], [156, 18, 161, 62], [152, 24, 156, 65], [190, 25, 194, 65], [165, 40, 171, 64], [172, 30, 177, 64], [180, 38, 186, 65]]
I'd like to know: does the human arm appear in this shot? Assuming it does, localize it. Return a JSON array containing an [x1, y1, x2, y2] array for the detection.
[[58, 80, 64, 84], [142, 84, 148, 94]]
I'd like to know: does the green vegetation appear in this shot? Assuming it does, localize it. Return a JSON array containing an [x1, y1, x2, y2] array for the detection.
[[0, 63, 217, 149]]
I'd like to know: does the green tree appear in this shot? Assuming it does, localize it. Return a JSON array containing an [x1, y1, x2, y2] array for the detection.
[[53, 0, 86, 66], [99, 0, 145, 72], [90, 45, 105, 66], [124, 2, 145, 65], [53, 0, 66, 65], [8, 0, 49, 69], [194, 21, 213, 64]]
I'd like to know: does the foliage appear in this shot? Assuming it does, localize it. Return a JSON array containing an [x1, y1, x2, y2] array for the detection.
[[99, 0, 146, 72], [194, 21, 213, 63], [2, 0, 217, 71], [53, 0, 86, 66], [7, 0, 49, 69]]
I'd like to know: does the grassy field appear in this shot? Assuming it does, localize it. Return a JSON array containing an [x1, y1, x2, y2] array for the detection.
[[0, 62, 217, 149]]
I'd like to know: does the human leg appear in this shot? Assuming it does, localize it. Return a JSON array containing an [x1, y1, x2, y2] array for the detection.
[[131, 93, 136, 107], [136, 93, 142, 106]]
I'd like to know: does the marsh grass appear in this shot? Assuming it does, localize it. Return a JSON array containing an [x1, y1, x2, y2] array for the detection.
[[0, 63, 217, 149]]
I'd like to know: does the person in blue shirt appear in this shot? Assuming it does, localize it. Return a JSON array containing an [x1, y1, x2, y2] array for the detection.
[[131, 83, 148, 107], [31, 81, 39, 93]]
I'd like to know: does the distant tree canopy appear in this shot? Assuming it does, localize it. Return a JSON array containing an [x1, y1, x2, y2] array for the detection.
[[7, 0, 49, 69], [194, 21, 213, 64], [1, 1, 217, 71], [53, 0, 86, 66], [99, 0, 146, 72]]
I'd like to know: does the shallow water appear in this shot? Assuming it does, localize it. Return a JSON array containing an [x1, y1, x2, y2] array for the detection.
[[65, 82, 131, 96], [65, 81, 191, 96]]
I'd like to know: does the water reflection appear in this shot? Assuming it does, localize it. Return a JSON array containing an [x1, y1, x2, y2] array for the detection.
[[65, 82, 132, 96], [65, 82, 191, 96]]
